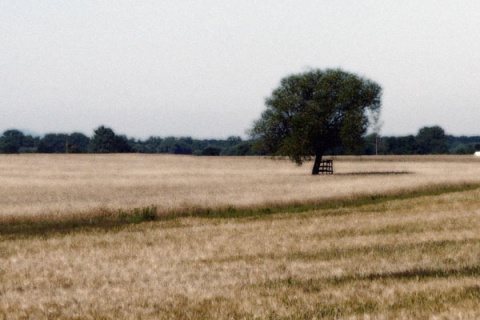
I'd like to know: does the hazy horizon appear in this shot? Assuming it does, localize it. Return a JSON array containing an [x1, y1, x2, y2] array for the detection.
[[2, 1, 480, 139]]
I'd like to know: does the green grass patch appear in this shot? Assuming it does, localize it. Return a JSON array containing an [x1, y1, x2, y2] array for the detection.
[[195, 182, 480, 219], [118, 205, 158, 224], [1, 182, 480, 239]]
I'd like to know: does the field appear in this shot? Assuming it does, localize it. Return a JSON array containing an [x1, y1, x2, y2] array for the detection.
[[1, 154, 480, 319]]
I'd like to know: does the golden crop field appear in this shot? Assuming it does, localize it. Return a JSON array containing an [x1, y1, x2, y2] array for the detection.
[[1, 154, 480, 319], [1, 154, 479, 222]]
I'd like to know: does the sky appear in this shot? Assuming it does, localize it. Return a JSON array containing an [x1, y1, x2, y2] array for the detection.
[[1, 1, 480, 139]]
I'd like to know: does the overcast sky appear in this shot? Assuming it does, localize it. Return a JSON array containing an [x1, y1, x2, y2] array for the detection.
[[1, 1, 480, 139]]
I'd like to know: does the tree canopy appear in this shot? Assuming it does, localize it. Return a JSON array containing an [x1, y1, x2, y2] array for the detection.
[[0, 129, 24, 153], [416, 126, 448, 154], [89, 126, 132, 153], [251, 68, 382, 174]]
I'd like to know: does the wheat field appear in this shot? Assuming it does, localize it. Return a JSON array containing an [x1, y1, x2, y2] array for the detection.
[[1, 155, 480, 319], [1, 154, 479, 221]]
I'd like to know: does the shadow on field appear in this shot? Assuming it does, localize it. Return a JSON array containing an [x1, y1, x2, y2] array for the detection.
[[336, 171, 414, 176], [332, 265, 480, 284]]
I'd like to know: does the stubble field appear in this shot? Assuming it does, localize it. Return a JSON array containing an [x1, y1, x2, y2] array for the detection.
[[1, 154, 480, 319]]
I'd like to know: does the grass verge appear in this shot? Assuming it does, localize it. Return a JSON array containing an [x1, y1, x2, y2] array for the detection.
[[1, 182, 480, 239]]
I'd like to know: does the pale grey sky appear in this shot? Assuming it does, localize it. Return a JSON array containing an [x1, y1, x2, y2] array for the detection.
[[1, 1, 480, 138]]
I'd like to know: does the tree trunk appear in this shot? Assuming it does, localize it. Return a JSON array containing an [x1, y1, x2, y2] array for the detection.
[[311, 152, 323, 175]]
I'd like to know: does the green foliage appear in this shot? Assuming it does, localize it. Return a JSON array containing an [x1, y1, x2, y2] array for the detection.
[[113, 135, 132, 153], [221, 141, 255, 156], [3, 124, 476, 156], [89, 126, 116, 153], [202, 147, 221, 156], [416, 126, 449, 154], [37, 133, 68, 153], [158, 137, 193, 154], [89, 126, 132, 153], [447, 135, 480, 154], [251, 68, 382, 174], [4, 183, 479, 239], [369, 126, 471, 155], [20, 135, 39, 153], [226, 136, 242, 146], [68, 132, 90, 153], [118, 206, 158, 223], [0, 129, 24, 153], [381, 135, 417, 155], [141, 136, 164, 153]]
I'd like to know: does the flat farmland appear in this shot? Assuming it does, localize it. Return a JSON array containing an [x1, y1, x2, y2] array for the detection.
[[1, 154, 479, 221], [1, 155, 480, 319]]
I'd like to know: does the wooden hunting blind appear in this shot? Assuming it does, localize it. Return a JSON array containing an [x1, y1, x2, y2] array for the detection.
[[319, 160, 333, 174]]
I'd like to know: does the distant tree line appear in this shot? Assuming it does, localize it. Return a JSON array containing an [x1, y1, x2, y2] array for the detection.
[[363, 126, 480, 155], [0, 126, 258, 156], [0, 125, 479, 156]]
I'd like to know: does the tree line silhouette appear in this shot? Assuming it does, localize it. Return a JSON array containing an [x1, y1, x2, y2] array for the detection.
[[0, 125, 479, 155]]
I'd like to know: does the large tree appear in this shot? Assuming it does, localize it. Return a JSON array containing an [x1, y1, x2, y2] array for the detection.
[[251, 69, 382, 174]]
